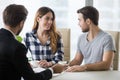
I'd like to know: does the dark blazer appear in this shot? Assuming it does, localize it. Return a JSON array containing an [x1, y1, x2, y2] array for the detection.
[[0, 28, 52, 80]]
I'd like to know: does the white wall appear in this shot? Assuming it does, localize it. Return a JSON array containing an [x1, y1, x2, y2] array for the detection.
[[68, 0, 85, 60]]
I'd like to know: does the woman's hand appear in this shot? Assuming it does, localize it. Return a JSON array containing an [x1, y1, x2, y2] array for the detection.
[[38, 60, 53, 68]]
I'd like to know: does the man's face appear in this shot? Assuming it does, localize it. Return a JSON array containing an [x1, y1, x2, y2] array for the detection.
[[78, 13, 89, 32]]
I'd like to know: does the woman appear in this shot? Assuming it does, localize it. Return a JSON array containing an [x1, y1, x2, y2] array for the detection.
[[24, 7, 64, 68]]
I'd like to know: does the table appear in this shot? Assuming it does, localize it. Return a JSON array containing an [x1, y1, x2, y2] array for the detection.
[[51, 71, 120, 80]]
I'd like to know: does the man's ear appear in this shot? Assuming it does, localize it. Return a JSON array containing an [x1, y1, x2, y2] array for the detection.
[[86, 18, 91, 25], [19, 21, 24, 28]]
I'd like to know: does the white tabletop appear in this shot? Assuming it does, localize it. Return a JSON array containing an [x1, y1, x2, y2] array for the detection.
[[51, 71, 120, 80]]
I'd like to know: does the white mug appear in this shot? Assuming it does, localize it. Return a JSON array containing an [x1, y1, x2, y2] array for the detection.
[[29, 60, 39, 68], [58, 61, 68, 65]]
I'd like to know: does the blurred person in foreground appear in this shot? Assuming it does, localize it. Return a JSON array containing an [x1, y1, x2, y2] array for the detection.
[[0, 4, 64, 80]]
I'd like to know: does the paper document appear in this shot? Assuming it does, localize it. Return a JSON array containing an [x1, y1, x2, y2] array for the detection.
[[33, 67, 66, 77], [53, 71, 66, 77], [33, 67, 45, 73]]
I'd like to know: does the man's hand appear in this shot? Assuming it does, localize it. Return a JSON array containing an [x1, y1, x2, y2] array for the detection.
[[51, 64, 66, 73], [65, 65, 87, 72]]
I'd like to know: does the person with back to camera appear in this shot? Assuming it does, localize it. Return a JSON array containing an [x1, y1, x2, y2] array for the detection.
[[0, 4, 64, 80], [24, 6, 64, 68], [65, 6, 115, 72]]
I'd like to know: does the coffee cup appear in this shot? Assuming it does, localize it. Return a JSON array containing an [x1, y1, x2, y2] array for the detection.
[[29, 60, 39, 68], [58, 61, 68, 65]]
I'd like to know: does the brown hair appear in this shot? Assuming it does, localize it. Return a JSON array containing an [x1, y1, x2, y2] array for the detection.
[[3, 4, 28, 27], [32, 6, 60, 53], [77, 6, 99, 25]]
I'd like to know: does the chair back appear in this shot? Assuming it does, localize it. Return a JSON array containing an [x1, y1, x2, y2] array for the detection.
[[57, 28, 70, 61], [106, 31, 119, 70]]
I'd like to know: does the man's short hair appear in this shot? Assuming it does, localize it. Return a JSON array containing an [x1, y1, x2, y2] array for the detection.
[[77, 6, 99, 25], [3, 4, 28, 27]]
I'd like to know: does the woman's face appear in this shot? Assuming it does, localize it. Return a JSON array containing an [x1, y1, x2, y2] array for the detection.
[[37, 12, 53, 31]]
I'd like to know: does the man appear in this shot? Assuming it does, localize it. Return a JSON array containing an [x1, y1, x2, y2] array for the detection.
[[0, 4, 64, 80], [66, 6, 115, 72]]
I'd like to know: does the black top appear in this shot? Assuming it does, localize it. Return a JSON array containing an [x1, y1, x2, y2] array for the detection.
[[0, 28, 52, 80]]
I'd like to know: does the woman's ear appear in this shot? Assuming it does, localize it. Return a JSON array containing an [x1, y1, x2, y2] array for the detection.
[[37, 17, 40, 22]]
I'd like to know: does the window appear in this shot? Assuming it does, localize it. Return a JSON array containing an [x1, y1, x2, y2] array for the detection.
[[94, 0, 120, 31]]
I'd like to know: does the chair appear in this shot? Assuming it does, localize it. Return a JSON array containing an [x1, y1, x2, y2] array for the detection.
[[106, 31, 119, 70], [57, 28, 70, 61]]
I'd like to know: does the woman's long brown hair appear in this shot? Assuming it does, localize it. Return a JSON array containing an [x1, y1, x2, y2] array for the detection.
[[32, 7, 60, 53]]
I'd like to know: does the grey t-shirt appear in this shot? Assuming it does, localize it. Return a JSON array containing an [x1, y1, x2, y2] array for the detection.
[[77, 30, 115, 64]]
